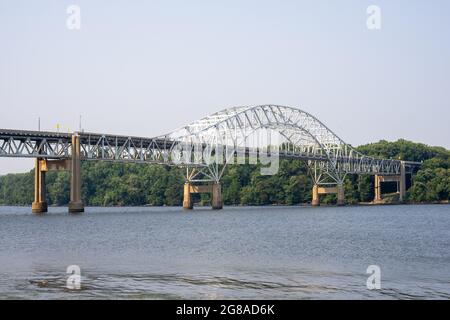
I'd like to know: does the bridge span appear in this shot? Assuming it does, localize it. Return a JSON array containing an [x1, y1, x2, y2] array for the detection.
[[0, 105, 421, 213]]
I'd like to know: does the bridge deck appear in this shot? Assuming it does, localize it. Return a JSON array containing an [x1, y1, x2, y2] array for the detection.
[[0, 129, 71, 140], [0, 128, 421, 175]]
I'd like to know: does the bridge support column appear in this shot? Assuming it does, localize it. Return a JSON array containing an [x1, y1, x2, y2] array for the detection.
[[374, 173, 406, 203], [182, 182, 223, 210], [211, 183, 223, 210], [399, 161, 406, 202], [32, 158, 47, 214], [312, 184, 320, 206], [183, 182, 193, 210], [374, 175, 382, 203], [69, 134, 84, 213], [311, 184, 344, 206], [337, 184, 345, 206]]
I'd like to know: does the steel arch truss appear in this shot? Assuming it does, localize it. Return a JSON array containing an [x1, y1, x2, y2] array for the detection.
[[161, 105, 402, 182]]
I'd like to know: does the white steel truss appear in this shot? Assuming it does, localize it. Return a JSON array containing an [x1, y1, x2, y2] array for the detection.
[[0, 105, 413, 183]]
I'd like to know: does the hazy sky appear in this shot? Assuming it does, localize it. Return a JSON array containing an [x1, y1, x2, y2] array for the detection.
[[1, 0, 449, 174]]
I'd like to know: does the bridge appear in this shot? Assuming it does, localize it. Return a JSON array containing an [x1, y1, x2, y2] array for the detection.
[[0, 105, 421, 213]]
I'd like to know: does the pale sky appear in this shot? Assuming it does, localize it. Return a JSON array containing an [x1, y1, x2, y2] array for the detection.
[[1, 0, 449, 174]]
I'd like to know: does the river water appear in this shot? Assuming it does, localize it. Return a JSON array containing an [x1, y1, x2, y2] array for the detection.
[[0, 205, 449, 299]]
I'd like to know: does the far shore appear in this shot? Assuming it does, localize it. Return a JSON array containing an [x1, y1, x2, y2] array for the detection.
[[0, 201, 448, 208]]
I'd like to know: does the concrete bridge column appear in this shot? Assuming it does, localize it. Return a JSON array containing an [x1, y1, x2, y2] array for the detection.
[[374, 175, 382, 203], [211, 183, 223, 210], [337, 183, 345, 206], [69, 134, 84, 213], [399, 161, 406, 201], [374, 172, 406, 203], [311, 184, 345, 206], [182, 182, 223, 210], [312, 184, 320, 206], [183, 182, 193, 210], [32, 158, 47, 213]]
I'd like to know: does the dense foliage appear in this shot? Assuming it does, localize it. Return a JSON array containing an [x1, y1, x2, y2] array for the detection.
[[0, 140, 448, 206]]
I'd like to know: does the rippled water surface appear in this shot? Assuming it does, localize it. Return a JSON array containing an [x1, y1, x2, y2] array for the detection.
[[0, 205, 449, 299]]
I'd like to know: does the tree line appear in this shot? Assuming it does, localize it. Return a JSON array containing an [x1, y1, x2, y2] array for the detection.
[[0, 139, 448, 206]]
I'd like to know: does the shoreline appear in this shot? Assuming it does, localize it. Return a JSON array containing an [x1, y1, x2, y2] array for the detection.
[[0, 201, 448, 208]]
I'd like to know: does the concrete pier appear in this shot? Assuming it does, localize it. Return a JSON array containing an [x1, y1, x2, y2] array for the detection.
[[337, 184, 345, 206], [400, 161, 406, 201], [31, 158, 47, 214], [211, 183, 223, 210], [68, 134, 84, 213], [183, 182, 223, 210], [312, 184, 320, 206], [311, 184, 345, 206], [30, 135, 84, 214], [373, 163, 406, 203], [183, 182, 193, 210], [374, 174, 382, 203]]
